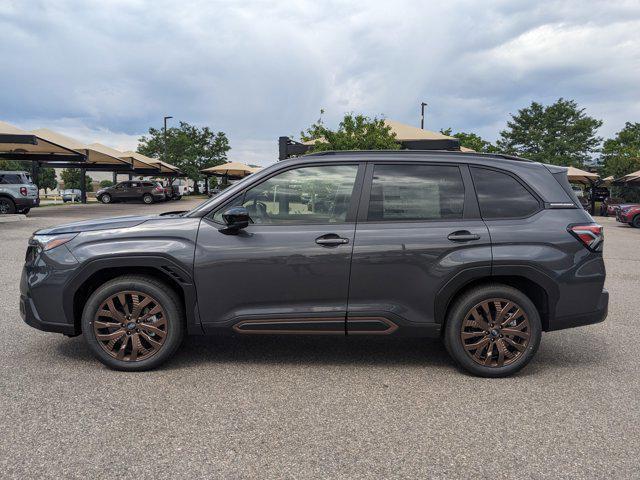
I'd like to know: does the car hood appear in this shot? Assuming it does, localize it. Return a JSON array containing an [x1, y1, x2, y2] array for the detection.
[[35, 215, 158, 235]]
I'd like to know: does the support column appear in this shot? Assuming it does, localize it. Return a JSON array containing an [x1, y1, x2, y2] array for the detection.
[[80, 168, 87, 204], [31, 161, 40, 198], [113, 172, 117, 183], [204, 174, 210, 195]]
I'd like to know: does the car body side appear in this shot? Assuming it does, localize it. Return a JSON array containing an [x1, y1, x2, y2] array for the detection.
[[20, 153, 607, 338]]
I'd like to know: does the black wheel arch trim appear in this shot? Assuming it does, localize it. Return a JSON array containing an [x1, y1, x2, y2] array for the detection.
[[63, 254, 203, 335], [434, 264, 559, 330]]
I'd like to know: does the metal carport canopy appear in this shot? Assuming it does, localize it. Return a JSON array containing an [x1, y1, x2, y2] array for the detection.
[[0, 121, 85, 162], [86, 143, 161, 175], [120, 151, 183, 175]]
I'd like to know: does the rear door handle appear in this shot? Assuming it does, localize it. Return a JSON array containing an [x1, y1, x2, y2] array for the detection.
[[315, 234, 350, 246], [447, 231, 480, 242]]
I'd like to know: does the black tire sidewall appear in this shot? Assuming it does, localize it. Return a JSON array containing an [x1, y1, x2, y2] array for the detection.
[[81, 276, 184, 371], [143, 194, 153, 204], [633, 215, 640, 228], [444, 284, 542, 377], [0, 197, 16, 214], [101, 194, 111, 204]]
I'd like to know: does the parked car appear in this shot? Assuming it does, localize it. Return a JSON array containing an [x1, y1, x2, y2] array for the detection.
[[20, 151, 608, 377], [615, 204, 640, 228], [600, 197, 625, 216], [96, 180, 165, 204], [61, 189, 82, 203], [0, 170, 39, 214]]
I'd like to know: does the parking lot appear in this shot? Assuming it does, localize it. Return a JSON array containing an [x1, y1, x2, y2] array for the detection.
[[0, 200, 638, 479]]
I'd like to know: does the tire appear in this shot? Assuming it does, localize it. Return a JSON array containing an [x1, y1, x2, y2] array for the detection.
[[18, 207, 30, 215], [632, 215, 640, 228], [0, 197, 16, 214], [142, 193, 154, 204], [172, 195, 182, 201], [81, 275, 185, 371], [444, 284, 542, 378], [101, 193, 111, 204]]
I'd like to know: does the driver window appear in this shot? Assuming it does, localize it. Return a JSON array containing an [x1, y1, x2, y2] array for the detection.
[[212, 164, 359, 225]]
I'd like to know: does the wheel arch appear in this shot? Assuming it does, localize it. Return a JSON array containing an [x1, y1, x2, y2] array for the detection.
[[65, 255, 203, 336], [435, 266, 559, 331]]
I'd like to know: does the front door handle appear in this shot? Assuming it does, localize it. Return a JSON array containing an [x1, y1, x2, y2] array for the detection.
[[447, 231, 480, 242], [315, 234, 350, 247]]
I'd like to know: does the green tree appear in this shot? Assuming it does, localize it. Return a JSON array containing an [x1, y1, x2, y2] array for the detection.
[[38, 168, 57, 193], [0, 159, 28, 171], [497, 98, 602, 166], [99, 179, 114, 188], [137, 121, 230, 194], [440, 129, 499, 153], [61, 169, 93, 192], [600, 122, 640, 178], [300, 112, 400, 152]]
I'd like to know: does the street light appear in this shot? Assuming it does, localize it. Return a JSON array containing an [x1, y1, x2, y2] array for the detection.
[[163, 116, 173, 163], [420, 102, 427, 129]]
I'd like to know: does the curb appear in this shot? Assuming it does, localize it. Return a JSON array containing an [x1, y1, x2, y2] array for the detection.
[[0, 214, 28, 223]]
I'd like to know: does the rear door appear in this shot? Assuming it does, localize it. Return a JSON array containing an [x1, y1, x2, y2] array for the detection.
[[346, 162, 492, 334]]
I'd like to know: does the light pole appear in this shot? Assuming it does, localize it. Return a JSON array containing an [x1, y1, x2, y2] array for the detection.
[[163, 116, 173, 163], [420, 102, 427, 129]]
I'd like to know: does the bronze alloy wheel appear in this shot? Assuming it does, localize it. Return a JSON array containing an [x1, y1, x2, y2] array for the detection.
[[92, 290, 168, 362], [460, 298, 531, 368]]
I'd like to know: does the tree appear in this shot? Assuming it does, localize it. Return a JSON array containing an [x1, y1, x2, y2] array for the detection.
[[497, 98, 602, 166], [99, 179, 114, 188], [137, 121, 230, 194], [38, 168, 57, 193], [440, 129, 499, 153], [61, 169, 93, 192], [300, 112, 400, 152], [600, 122, 640, 178]]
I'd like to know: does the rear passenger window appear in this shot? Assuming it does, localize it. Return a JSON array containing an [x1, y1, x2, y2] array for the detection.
[[471, 167, 540, 219], [368, 164, 464, 221]]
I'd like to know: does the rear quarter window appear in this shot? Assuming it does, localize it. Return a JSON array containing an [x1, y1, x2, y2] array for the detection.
[[471, 167, 540, 219]]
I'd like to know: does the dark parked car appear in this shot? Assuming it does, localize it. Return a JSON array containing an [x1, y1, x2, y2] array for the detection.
[[96, 180, 165, 204], [20, 151, 608, 377]]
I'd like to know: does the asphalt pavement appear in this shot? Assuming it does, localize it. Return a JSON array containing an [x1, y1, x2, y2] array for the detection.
[[0, 200, 638, 479]]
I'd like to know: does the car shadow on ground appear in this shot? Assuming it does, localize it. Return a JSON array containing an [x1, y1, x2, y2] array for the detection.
[[53, 329, 609, 375]]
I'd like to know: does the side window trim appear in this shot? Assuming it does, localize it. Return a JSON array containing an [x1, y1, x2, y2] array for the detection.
[[208, 162, 366, 226], [469, 165, 543, 220], [357, 161, 469, 223]]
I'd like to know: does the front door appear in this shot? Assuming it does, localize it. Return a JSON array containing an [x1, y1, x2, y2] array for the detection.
[[346, 162, 492, 334], [194, 163, 364, 334]]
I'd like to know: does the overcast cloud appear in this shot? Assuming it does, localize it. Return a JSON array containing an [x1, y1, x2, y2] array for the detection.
[[1, 0, 639, 165]]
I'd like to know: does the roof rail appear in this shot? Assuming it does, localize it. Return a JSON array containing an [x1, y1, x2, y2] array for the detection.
[[302, 149, 533, 163]]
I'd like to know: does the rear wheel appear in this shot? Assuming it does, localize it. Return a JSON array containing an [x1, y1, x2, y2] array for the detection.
[[81, 275, 185, 371], [444, 284, 542, 377], [632, 215, 640, 228], [101, 193, 111, 204], [142, 193, 154, 204], [0, 197, 16, 214]]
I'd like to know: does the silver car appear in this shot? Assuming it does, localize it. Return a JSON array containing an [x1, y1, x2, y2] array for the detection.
[[0, 171, 39, 214]]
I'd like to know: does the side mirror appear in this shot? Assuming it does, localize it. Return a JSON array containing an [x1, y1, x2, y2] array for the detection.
[[220, 206, 250, 234]]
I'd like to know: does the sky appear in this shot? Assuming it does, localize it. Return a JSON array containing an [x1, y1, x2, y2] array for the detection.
[[1, 0, 639, 166]]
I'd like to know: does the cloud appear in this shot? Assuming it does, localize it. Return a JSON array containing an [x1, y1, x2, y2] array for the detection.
[[1, 0, 639, 165]]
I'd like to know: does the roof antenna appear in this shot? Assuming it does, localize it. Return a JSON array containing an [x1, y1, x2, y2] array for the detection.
[[420, 102, 428, 129]]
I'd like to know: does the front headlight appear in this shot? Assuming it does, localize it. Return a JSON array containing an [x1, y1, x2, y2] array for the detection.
[[31, 233, 78, 251]]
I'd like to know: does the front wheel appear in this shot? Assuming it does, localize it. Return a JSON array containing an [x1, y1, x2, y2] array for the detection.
[[81, 275, 185, 371], [142, 193, 154, 204], [632, 215, 640, 228], [444, 284, 542, 377], [101, 193, 111, 204]]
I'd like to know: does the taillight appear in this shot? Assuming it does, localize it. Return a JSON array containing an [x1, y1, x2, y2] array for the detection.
[[20, 187, 27, 196], [568, 224, 603, 251]]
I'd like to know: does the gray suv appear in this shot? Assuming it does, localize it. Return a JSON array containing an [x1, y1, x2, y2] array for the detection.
[[20, 151, 608, 376], [0, 170, 39, 214]]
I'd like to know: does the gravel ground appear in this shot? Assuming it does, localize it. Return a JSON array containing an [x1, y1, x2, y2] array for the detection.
[[0, 201, 638, 479]]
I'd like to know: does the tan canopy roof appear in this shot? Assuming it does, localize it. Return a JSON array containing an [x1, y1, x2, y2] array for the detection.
[[0, 121, 81, 156], [620, 169, 640, 183], [87, 144, 160, 171], [201, 161, 259, 177], [32, 128, 130, 166], [120, 151, 181, 174], [302, 119, 456, 146], [565, 166, 599, 184]]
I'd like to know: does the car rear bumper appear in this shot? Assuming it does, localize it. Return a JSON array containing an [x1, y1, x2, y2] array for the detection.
[[14, 196, 39, 207], [548, 289, 608, 331]]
